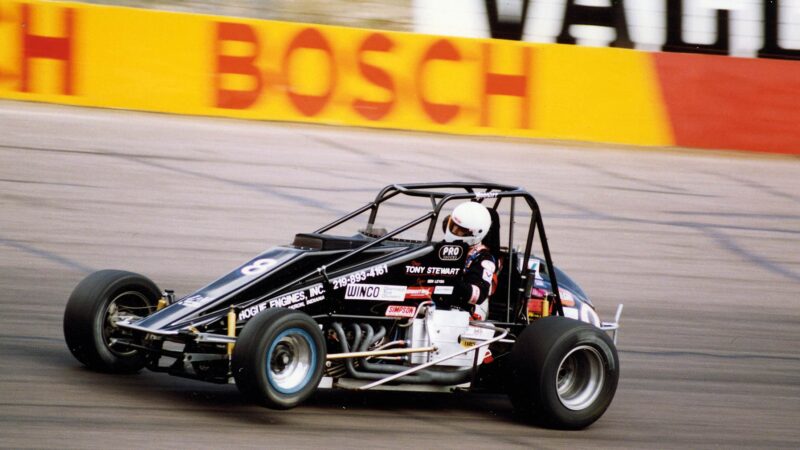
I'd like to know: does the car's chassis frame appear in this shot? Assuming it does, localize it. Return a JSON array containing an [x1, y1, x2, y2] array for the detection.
[[65, 182, 622, 429]]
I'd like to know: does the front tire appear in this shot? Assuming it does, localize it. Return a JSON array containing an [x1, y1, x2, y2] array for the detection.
[[232, 308, 325, 409], [63, 270, 160, 373], [509, 316, 619, 429]]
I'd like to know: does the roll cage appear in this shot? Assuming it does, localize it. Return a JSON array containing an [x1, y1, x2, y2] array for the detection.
[[311, 182, 564, 323]]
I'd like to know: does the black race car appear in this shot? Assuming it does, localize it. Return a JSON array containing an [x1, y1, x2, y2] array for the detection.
[[63, 182, 622, 429]]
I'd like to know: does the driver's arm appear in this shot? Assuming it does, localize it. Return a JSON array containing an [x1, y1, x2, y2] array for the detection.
[[452, 255, 496, 308]]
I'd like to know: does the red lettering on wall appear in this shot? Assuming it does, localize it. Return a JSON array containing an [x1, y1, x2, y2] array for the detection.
[[480, 44, 532, 128], [283, 28, 335, 117], [417, 39, 461, 124], [353, 33, 395, 121], [20, 4, 75, 95], [214, 22, 263, 109]]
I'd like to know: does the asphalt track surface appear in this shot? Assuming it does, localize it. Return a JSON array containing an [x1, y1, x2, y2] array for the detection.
[[1, 100, 799, 449]]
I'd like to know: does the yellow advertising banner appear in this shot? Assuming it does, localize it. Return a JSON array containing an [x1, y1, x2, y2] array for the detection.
[[0, 0, 672, 146]]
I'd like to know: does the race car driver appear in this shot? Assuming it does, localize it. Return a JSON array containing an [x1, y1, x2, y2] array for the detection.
[[441, 201, 498, 321]]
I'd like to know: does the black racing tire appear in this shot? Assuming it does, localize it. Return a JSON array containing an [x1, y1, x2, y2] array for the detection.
[[509, 316, 619, 429], [232, 308, 326, 410], [63, 270, 160, 373]]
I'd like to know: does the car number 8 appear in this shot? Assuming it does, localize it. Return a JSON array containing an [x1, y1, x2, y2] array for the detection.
[[241, 258, 277, 276]]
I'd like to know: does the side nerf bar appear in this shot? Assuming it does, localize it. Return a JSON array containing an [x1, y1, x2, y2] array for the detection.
[[599, 303, 624, 345]]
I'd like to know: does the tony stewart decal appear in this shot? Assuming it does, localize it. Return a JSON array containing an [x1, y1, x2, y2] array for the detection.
[[405, 265, 460, 276]]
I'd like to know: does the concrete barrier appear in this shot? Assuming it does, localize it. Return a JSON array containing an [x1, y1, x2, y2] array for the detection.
[[1, 0, 797, 154]]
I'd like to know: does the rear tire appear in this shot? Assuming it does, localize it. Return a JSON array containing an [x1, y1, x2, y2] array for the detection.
[[509, 316, 619, 429], [233, 308, 325, 409], [63, 270, 160, 373]]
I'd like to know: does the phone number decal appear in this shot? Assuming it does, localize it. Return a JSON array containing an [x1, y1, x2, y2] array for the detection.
[[331, 264, 389, 290]]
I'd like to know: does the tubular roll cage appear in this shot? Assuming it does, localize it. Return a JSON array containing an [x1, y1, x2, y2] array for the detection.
[[311, 182, 564, 322]]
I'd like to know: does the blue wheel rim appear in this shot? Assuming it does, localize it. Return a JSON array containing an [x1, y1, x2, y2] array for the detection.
[[266, 327, 317, 395]]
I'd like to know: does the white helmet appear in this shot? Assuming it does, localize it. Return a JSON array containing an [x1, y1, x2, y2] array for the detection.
[[444, 202, 491, 246]]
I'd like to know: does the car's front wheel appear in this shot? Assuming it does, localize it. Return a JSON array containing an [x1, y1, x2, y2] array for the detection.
[[63, 270, 160, 373], [508, 316, 619, 429], [232, 308, 325, 409]]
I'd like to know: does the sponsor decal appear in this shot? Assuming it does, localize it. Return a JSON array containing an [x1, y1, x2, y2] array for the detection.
[[405, 265, 460, 276], [527, 259, 541, 279], [423, 1, 800, 61], [438, 245, 463, 261], [563, 306, 579, 321], [530, 287, 548, 299], [238, 283, 325, 321], [179, 294, 213, 307], [331, 263, 389, 290], [475, 192, 498, 199], [433, 285, 454, 295], [460, 340, 477, 348], [238, 300, 270, 321], [461, 325, 494, 341], [344, 284, 406, 301], [460, 326, 494, 348], [558, 288, 576, 307], [405, 286, 434, 299], [481, 259, 496, 283], [385, 304, 416, 318]]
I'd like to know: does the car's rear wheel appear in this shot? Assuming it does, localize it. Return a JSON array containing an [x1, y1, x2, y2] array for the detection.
[[509, 316, 619, 429], [63, 270, 160, 373], [232, 308, 325, 409]]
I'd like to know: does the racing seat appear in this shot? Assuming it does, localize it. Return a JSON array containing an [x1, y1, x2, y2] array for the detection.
[[480, 207, 527, 322], [489, 251, 522, 322], [483, 208, 501, 258], [475, 208, 502, 321]]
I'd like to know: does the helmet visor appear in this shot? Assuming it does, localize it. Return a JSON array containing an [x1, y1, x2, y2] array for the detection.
[[448, 217, 474, 237]]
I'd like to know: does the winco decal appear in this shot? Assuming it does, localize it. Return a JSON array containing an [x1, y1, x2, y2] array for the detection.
[[238, 283, 325, 321], [344, 284, 406, 301], [438, 245, 463, 261], [405, 265, 460, 276]]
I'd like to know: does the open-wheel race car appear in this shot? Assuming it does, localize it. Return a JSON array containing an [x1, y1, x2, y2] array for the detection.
[[63, 182, 623, 429]]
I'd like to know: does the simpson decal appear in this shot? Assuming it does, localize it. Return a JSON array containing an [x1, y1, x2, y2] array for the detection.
[[344, 284, 406, 301], [438, 245, 463, 261], [385, 305, 416, 318]]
